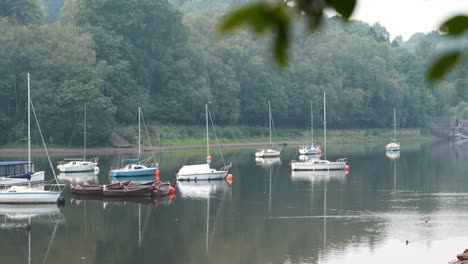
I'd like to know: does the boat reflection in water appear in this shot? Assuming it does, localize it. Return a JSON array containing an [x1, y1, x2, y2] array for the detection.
[[0, 204, 63, 264], [177, 180, 231, 255], [70, 194, 172, 207], [177, 180, 231, 200], [385, 150, 400, 160], [255, 157, 282, 167], [290, 170, 348, 183], [58, 170, 99, 184]]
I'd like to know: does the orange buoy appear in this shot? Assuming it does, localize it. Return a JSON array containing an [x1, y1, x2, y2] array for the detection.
[[169, 186, 175, 199], [317, 149, 322, 155], [226, 174, 233, 184], [345, 164, 350, 170], [154, 169, 160, 180], [207, 155, 212, 163]]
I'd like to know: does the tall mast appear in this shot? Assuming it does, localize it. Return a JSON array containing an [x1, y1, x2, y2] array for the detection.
[[27, 73, 31, 172], [269, 100, 272, 147], [84, 103, 87, 160], [393, 107, 396, 143], [311, 101, 314, 146], [138, 107, 141, 159], [206, 104, 209, 157], [323, 92, 326, 160]]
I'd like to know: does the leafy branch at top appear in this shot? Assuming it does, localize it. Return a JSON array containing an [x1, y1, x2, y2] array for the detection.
[[219, 0, 467, 81]]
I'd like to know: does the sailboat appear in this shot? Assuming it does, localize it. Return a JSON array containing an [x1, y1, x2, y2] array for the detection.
[[176, 104, 231, 181], [57, 104, 99, 172], [110, 107, 159, 177], [290, 92, 347, 171], [0, 73, 63, 203], [255, 100, 281, 157], [299, 101, 321, 155], [386, 108, 400, 151]]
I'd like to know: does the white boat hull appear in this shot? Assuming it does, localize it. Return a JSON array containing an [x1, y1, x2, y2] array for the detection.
[[255, 149, 281, 157], [290, 159, 347, 171], [0, 171, 45, 186], [0, 191, 61, 203], [176, 164, 228, 181], [57, 161, 97, 172], [386, 143, 400, 151]]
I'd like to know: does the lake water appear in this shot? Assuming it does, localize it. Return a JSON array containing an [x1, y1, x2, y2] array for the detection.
[[1, 140, 468, 264]]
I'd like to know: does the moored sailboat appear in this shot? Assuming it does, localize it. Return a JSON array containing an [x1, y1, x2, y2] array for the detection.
[[386, 108, 400, 151], [299, 101, 320, 155], [0, 73, 64, 203], [255, 100, 281, 157], [177, 104, 231, 181], [290, 92, 347, 171], [110, 107, 158, 177]]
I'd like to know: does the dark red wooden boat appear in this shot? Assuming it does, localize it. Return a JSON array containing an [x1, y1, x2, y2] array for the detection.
[[151, 181, 171, 197], [70, 181, 131, 195], [102, 185, 153, 197]]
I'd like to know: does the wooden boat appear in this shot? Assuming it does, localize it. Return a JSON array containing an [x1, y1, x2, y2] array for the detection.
[[102, 185, 153, 197], [151, 181, 171, 197], [70, 181, 130, 195]]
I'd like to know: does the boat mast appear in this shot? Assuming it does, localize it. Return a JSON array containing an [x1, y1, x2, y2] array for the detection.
[[27, 73, 31, 173], [84, 103, 87, 160], [206, 104, 209, 158], [311, 101, 314, 146], [323, 92, 326, 160], [269, 100, 272, 147], [393, 107, 396, 143], [138, 107, 141, 160]]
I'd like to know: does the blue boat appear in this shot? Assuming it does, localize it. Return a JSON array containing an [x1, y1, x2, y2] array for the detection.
[[109, 107, 159, 178], [110, 164, 158, 177]]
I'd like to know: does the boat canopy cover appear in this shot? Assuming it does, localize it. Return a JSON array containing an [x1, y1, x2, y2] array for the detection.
[[0, 161, 33, 166]]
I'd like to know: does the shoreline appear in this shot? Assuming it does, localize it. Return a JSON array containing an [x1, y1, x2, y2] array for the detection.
[[0, 137, 437, 156]]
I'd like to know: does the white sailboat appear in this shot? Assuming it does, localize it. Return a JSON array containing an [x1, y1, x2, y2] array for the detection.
[[57, 104, 99, 173], [299, 101, 320, 155], [177, 104, 231, 181], [0, 73, 63, 203], [386, 108, 400, 151], [111, 107, 158, 177], [255, 100, 281, 157], [290, 92, 347, 171]]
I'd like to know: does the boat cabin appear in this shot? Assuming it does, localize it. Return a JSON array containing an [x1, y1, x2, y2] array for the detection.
[[0, 161, 34, 177]]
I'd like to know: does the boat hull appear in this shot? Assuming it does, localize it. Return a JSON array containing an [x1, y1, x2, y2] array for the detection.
[[103, 186, 153, 197], [255, 149, 281, 157], [110, 168, 157, 177], [177, 171, 228, 181], [0, 171, 44, 186], [290, 160, 346, 171], [0, 191, 61, 203], [57, 163, 97, 172]]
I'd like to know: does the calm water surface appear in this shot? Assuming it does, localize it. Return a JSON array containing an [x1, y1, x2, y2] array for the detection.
[[1, 140, 468, 264]]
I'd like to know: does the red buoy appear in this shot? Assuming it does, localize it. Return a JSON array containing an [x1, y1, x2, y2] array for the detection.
[[154, 169, 160, 180], [226, 174, 233, 184], [317, 149, 322, 155], [169, 186, 176, 199]]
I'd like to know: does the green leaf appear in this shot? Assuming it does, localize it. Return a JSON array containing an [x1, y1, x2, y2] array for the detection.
[[273, 22, 289, 67], [440, 15, 468, 36], [218, 3, 278, 34], [427, 52, 461, 81], [327, 0, 356, 19]]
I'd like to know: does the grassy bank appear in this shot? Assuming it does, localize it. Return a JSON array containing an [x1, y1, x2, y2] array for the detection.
[[114, 124, 434, 147], [0, 125, 436, 151]]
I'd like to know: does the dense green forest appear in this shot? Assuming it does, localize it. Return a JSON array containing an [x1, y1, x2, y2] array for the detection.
[[0, 0, 466, 146]]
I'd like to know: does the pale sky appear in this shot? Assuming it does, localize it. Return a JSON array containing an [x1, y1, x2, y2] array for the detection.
[[350, 0, 468, 40]]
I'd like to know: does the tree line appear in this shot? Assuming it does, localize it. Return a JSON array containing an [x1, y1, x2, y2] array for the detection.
[[0, 0, 466, 146]]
